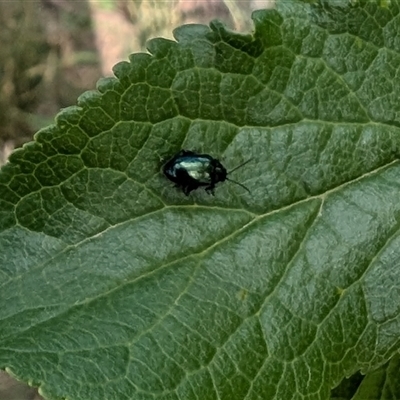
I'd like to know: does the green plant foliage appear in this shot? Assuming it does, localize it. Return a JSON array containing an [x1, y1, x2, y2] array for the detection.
[[1, 1, 400, 399]]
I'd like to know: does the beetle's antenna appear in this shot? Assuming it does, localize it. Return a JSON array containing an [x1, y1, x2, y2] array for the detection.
[[227, 158, 252, 174], [226, 178, 251, 193], [226, 158, 252, 193]]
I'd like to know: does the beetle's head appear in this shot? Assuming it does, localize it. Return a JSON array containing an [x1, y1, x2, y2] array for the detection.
[[213, 160, 227, 183]]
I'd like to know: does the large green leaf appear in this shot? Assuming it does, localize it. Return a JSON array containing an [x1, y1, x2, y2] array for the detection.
[[1, 1, 400, 399]]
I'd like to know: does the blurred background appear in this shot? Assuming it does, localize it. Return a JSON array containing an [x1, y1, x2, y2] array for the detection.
[[0, 1, 271, 399]]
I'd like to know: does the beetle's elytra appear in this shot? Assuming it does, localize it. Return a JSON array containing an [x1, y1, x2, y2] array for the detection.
[[163, 150, 251, 196]]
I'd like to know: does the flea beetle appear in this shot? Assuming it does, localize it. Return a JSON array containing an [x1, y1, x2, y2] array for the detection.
[[163, 150, 251, 195]]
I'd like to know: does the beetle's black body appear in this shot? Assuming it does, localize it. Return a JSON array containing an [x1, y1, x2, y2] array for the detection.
[[163, 150, 250, 195]]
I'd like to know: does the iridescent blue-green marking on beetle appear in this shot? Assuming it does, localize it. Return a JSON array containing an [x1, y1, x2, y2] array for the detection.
[[163, 150, 251, 196]]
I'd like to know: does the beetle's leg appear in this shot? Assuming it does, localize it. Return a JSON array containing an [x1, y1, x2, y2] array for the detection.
[[205, 184, 215, 196], [183, 186, 192, 196], [173, 183, 189, 196]]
